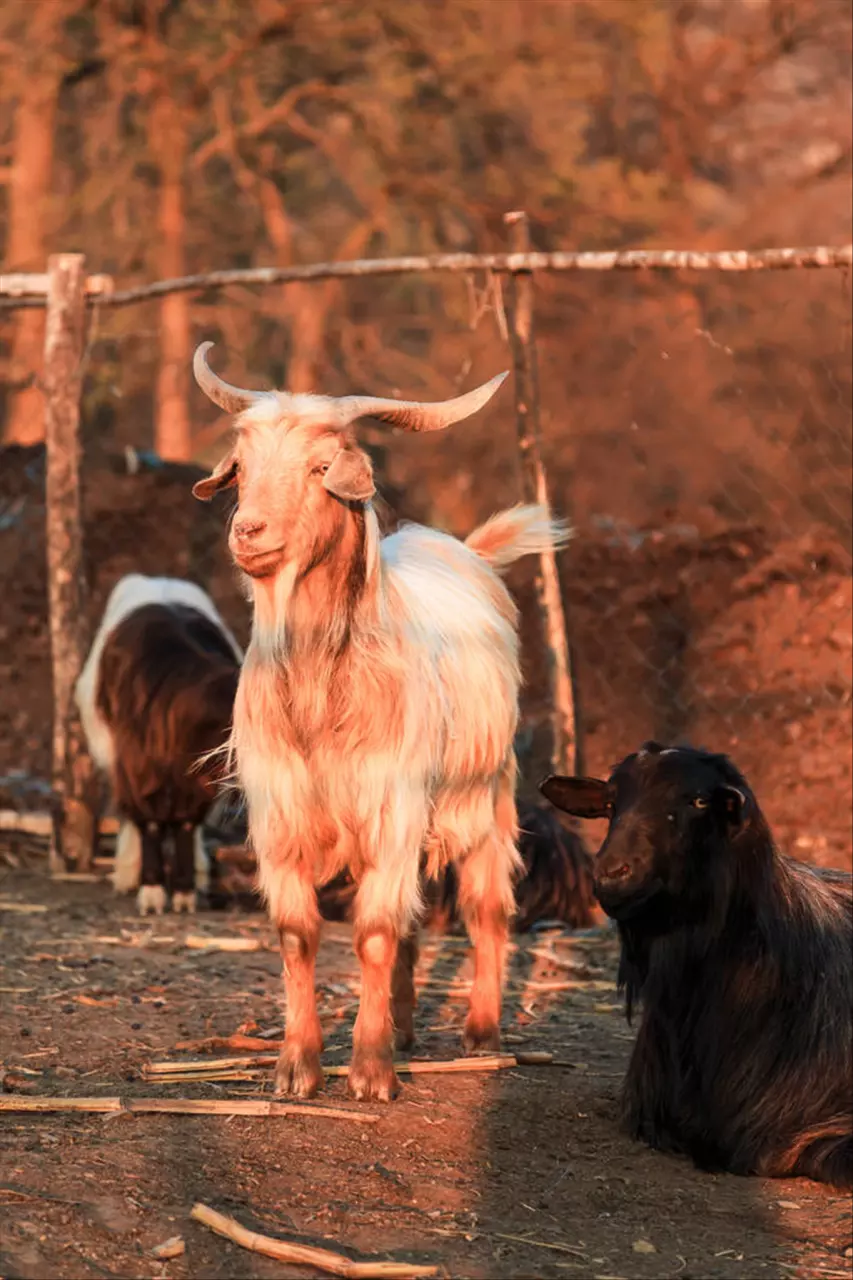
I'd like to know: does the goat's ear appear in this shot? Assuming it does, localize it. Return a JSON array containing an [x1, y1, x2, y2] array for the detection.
[[322, 448, 376, 503], [192, 452, 238, 501], [539, 775, 612, 819], [718, 785, 749, 829]]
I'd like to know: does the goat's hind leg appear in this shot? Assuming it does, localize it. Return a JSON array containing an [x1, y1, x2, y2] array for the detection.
[[171, 821, 198, 914], [266, 864, 324, 1098], [457, 829, 518, 1053], [138, 822, 168, 916], [391, 927, 419, 1051]]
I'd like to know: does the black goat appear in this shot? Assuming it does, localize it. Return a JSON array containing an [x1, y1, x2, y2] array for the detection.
[[77, 575, 242, 914], [540, 741, 853, 1190]]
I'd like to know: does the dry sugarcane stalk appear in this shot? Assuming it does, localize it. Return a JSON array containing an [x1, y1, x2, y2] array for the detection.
[[146, 1052, 554, 1081], [184, 934, 273, 953], [0, 810, 120, 838], [526, 947, 592, 970], [0, 1096, 123, 1113], [519, 978, 617, 993], [328, 1055, 522, 1077], [142, 1070, 266, 1084], [191, 1202, 439, 1278], [126, 1099, 378, 1122], [50, 872, 104, 883], [145, 1055, 278, 1076], [0, 1095, 378, 1122]]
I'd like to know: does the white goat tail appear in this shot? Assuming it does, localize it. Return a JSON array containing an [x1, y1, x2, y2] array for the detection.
[[465, 503, 571, 572]]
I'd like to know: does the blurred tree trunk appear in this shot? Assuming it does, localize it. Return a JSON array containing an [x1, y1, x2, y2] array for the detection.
[[255, 161, 326, 393], [4, 50, 61, 445], [255, 145, 378, 393], [152, 91, 191, 460]]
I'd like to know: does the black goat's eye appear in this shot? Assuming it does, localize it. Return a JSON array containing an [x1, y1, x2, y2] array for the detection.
[[667, 813, 676, 823], [692, 797, 709, 810]]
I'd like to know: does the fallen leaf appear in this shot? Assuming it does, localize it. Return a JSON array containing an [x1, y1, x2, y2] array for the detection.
[[776, 1200, 800, 1210], [632, 1239, 657, 1254], [151, 1236, 185, 1260]]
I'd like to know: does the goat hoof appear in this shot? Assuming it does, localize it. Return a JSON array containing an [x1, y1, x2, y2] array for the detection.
[[463, 1018, 501, 1054], [347, 1053, 400, 1102], [171, 891, 197, 914], [274, 1047, 323, 1098], [137, 885, 167, 916]]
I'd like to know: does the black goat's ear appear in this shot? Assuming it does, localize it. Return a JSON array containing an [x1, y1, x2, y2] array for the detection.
[[719, 785, 749, 829], [539, 775, 611, 819]]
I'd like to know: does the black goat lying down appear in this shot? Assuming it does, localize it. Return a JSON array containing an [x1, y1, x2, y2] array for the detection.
[[76, 575, 242, 914], [317, 803, 597, 934], [540, 742, 853, 1190]]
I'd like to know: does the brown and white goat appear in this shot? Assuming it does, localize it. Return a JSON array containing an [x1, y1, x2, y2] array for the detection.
[[76, 574, 242, 914], [191, 342, 569, 1101]]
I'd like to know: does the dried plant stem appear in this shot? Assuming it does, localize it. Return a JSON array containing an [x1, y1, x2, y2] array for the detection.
[[184, 934, 272, 953], [128, 1099, 377, 1122], [0, 1096, 122, 1113], [191, 1202, 439, 1278], [143, 1070, 266, 1084], [145, 1052, 553, 1081], [145, 1055, 278, 1075], [0, 1096, 378, 1122]]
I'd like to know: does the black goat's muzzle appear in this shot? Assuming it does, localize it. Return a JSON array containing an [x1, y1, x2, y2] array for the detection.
[[593, 849, 660, 920]]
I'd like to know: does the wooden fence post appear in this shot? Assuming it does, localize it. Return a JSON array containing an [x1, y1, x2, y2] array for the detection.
[[43, 253, 98, 872], [503, 211, 581, 777]]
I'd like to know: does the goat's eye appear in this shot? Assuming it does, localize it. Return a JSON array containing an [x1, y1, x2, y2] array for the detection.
[[667, 813, 676, 823], [692, 797, 709, 810], [313, 463, 330, 476]]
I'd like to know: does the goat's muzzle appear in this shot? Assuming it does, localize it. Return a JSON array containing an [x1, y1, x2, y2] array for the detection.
[[593, 844, 661, 919]]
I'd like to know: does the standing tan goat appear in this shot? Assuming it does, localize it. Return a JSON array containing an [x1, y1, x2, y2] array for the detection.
[[192, 342, 569, 1101]]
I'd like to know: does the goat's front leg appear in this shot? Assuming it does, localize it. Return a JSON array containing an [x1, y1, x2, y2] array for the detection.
[[350, 922, 400, 1101], [265, 864, 324, 1098]]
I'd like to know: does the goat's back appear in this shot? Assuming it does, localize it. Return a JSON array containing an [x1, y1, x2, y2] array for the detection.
[[96, 603, 240, 824], [623, 850, 852, 1186]]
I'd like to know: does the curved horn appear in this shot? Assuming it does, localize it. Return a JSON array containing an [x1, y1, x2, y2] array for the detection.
[[193, 342, 268, 414], [334, 371, 509, 433]]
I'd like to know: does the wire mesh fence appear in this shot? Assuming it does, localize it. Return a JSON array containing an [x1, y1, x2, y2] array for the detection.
[[1, 255, 851, 868]]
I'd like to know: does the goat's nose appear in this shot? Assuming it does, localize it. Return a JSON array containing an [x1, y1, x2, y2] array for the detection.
[[597, 862, 632, 886], [233, 517, 266, 542]]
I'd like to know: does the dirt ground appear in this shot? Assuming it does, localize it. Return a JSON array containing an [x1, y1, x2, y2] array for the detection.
[[1, 864, 851, 1280]]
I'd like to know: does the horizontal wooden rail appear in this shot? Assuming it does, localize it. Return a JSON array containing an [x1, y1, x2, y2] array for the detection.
[[1, 244, 850, 311]]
